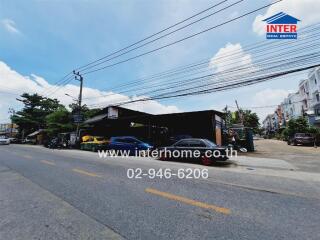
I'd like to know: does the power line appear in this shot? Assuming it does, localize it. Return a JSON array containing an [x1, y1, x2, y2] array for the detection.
[[85, 34, 320, 106], [114, 63, 320, 107], [78, 0, 244, 73], [82, 24, 320, 101], [123, 38, 320, 98], [74, 0, 230, 72], [81, 0, 283, 75], [227, 98, 313, 110], [86, 49, 319, 108], [42, 0, 236, 98], [43, 0, 284, 99], [87, 51, 320, 108]]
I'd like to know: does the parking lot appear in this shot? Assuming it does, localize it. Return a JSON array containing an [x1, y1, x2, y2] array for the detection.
[[250, 139, 320, 173]]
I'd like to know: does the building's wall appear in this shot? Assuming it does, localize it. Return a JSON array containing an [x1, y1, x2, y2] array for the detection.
[[85, 109, 225, 146], [298, 79, 310, 114], [282, 92, 303, 120], [263, 67, 320, 129], [262, 114, 273, 134], [0, 123, 18, 136], [307, 67, 320, 126]]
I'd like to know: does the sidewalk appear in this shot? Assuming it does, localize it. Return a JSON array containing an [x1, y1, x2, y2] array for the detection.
[[232, 156, 296, 170]]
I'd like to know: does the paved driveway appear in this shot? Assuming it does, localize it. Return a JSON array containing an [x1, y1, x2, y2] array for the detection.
[[250, 139, 320, 173]]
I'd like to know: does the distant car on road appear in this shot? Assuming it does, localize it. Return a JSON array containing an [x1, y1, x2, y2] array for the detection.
[[287, 133, 315, 146], [0, 136, 10, 145], [158, 138, 228, 165], [107, 136, 153, 155]]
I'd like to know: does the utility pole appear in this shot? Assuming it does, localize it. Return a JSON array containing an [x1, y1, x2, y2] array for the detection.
[[235, 100, 244, 126], [73, 71, 84, 140], [224, 105, 229, 128], [8, 108, 15, 138]]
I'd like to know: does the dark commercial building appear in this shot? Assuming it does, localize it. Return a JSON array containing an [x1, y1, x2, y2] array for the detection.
[[83, 106, 226, 146]]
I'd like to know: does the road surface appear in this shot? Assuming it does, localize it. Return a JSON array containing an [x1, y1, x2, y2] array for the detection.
[[0, 144, 320, 240]]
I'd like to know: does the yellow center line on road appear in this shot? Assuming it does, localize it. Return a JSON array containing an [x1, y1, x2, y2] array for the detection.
[[72, 168, 102, 178], [40, 160, 56, 166], [145, 188, 231, 215]]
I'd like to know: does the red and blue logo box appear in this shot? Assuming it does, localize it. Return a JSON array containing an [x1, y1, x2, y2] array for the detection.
[[263, 12, 300, 39]]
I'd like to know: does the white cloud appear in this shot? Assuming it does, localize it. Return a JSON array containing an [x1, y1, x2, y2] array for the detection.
[[209, 43, 255, 73], [253, 88, 291, 106], [253, 0, 320, 36], [0, 60, 179, 123], [252, 88, 292, 121], [1, 19, 20, 34]]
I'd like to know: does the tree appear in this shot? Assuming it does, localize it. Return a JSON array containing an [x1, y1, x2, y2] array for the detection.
[[69, 103, 101, 120], [45, 107, 75, 136], [287, 116, 309, 135], [228, 109, 260, 133], [283, 116, 320, 140], [12, 93, 63, 135]]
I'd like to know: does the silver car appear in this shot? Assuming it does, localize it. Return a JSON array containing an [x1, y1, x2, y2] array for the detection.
[[0, 136, 10, 145]]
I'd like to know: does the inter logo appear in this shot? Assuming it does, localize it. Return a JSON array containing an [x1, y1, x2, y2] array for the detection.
[[263, 12, 300, 39]]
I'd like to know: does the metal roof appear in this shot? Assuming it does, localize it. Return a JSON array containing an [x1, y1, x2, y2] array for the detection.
[[27, 129, 44, 137], [84, 113, 108, 124]]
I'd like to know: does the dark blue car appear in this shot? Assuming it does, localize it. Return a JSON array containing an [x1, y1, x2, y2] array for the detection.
[[108, 136, 153, 155]]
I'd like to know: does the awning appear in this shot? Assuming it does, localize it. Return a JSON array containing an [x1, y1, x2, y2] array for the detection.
[[27, 129, 44, 137], [84, 113, 108, 124], [306, 110, 315, 115]]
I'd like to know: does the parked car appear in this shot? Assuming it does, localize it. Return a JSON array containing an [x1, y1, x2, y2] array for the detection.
[[158, 138, 228, 166], [9, 138, 24, 144], [287, 133, 315, 146], [46, 137, 66, 149], [22, 138, 36, 144], [168, 134, 192, 145], [80, 136, 109, 152], [107, 136, 153, 155], [8, 138, 20, 143], [0, 136, 10, 145]]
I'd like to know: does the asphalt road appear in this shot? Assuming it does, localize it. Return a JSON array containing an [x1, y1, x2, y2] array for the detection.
[[0, 144, 320, 240]]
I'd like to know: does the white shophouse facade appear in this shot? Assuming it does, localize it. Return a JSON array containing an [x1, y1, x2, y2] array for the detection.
[[263, 67, 320, 133]]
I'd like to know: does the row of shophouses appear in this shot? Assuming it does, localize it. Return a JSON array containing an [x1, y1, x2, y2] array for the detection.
[[263, 67, 320, 135]]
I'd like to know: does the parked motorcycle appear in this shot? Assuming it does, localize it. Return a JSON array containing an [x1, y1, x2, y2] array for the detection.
[[47, 138, 63, 149]]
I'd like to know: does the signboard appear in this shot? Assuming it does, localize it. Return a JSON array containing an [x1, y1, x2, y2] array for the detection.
[[69, 132, 77, 145], [73, 113, 84, 123], [108, 107, 118, 119], [263, 12, 300, 39]]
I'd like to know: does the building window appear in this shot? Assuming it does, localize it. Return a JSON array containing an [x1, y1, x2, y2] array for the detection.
[[316, 94, 320, 102], [315, 79, 317, 85]]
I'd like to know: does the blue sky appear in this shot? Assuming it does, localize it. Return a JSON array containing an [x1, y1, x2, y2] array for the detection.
[[1, 0, 320, 123]]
